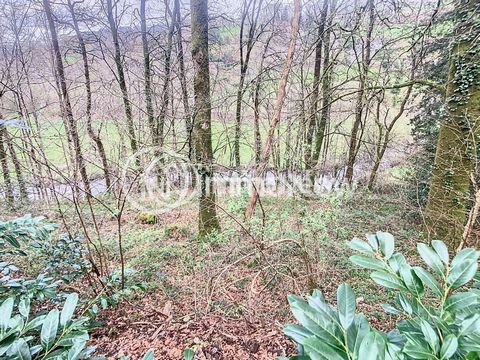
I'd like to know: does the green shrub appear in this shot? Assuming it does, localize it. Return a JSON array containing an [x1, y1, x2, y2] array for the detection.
[[0, 293, 94, 359], [37, 233, 91, 283], [282, 232, 480, 359]]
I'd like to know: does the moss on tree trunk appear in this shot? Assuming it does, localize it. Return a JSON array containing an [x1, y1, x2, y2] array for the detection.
[[425, 0, 480, 246]]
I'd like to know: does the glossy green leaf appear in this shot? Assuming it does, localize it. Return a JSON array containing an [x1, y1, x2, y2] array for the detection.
[[420, 320, 439, 353], [417, 243, 444, 275], [366, 234, 379, 250], [41, 309, 59, 350], [440, 334, 457, 359], [60, 293, 78, 328], [0, 297, 14, 332], [284, 324, 313, 344], [9, 339, 31, 360], [444, 292, 479, 313], [371, 271, 407, 291], [413, 267, 443, 297], [447, 249, 479, 289], [377, 232, 394, 259], [301, 337, 345, 360], [337, 283, 356, 329], [431, 240, 449, 264], [349, 238, 374, 254], [358, 331, 385, 360], [350, 255, 386, 271], [143, 349, 155, 360], [18, 298, 30, 319]]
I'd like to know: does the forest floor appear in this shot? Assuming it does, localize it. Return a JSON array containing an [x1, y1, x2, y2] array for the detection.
[[75, 184, 425, 359], [4, 174, 428, 359]]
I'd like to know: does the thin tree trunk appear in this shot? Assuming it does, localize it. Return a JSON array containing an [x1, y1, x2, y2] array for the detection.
[[312, 0, 335, 167], [252, 32, 273, 165], [4, 130, 28, 201], [68, 0, 111, 189], [368, 84, 413, 189], [0, 124, 14, 206], [140, 0, 156, 148], [106, 0, 139, 167], [233, 0, 263, 167], [304, 0, 329, 170], [173, 0, 193, 159], [245, 0, 302, 219], [345, 0, 375, 185], [157, 0, 175, 149], [43, 0, 91, 198], [191, 0, 220, 236]]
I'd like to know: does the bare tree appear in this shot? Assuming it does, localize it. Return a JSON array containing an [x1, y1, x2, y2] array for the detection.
[[245, 0, 302, 219], [191, 0, 220, 235], [42, 0, 91, 197]]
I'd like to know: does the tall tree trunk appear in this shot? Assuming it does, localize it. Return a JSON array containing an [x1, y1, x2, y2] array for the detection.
[[106, 0, 139, 167], [252, 32, 273, 165], [42, 0, 91, 197], [140, 0, 156, 148], [68, 0, 111, 189], [244, 0, 302, 219], [173, 0, 193, 159], [425, 0, 480, 246], [4, 130, 28, 202], [304, 0, 329, 170], [191, 0, 220, 236], [157, 0, 175, 149], [312, 0, 335, 167], [345, 0, 375, 185], [0, 124, 14, 207], [233, 0, 262, 167]]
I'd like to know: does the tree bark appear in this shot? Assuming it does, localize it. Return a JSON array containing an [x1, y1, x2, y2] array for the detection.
[[252, 30, 274, 165], [67, 0, 111, 190], [157, 0, 175, 150], [0, 124, 14, 207], [106, 0, 139, 167], [425, 0, 480, 246], [43, 0, 91, 197], [304, 0, 329, 170], [312, 0, 336, 167], [191, 0, 220, 236], [4, 129, 28, 202], [233, 0, 263, 167], [140, 0, 156, 148], [244, 0, 302, 219], [173, 0, 193, 159], [345, 0, 375, 185]]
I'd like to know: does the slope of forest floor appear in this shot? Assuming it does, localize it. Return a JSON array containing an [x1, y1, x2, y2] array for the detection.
[[2, 180, 427, 359], [72, 186, 425, 359]]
